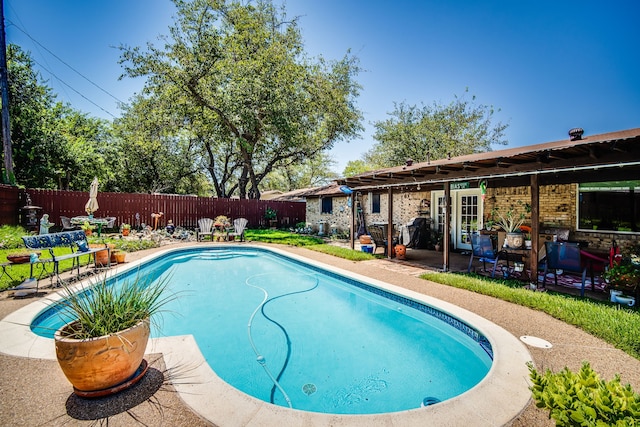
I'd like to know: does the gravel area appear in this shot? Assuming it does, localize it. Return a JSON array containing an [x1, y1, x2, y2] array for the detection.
[[1, 243, 638, 426]]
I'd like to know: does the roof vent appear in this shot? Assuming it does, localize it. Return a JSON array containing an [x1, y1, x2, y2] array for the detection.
[[405, 158, 413, 166], [569, 128, 584, 141]]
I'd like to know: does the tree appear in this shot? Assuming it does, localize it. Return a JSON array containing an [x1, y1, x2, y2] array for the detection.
[[3, 44, 115, 191], [119, 0, 362, 198], [5, 44, 64, 188], [369, 90, 508, 167], [54, 107, 117, 191], [342, 159, 375, 177], [261, 152, 338, 192], [113, 93, 211, 194]]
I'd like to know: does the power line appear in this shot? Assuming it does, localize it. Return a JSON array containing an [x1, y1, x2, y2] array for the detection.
[[29, 57, 116, 118], [7, 19, 126, 105], [5, 5, 75, 104]]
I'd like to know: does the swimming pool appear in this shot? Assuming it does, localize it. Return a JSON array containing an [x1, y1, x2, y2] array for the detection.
[[31, 247, 492, 414], [0, 244, 532, 426]]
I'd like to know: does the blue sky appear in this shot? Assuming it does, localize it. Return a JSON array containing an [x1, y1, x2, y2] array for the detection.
[[5, 0, 640, 173]]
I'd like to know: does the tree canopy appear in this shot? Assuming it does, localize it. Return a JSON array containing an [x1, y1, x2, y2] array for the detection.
[[366, 91, 508, 168], [3, 44, 115, 190], [119, 0, 363, 198]]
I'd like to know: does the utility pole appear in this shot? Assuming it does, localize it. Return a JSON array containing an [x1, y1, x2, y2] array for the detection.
[[0, 0, 14, 184]]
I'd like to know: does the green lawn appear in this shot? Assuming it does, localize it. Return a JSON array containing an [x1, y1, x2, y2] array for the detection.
[[421, 271, 640, 360], [0, 225, 158, 291]]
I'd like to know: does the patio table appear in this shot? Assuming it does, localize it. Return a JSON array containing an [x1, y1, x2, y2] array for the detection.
[[71, 216, 109, 237]]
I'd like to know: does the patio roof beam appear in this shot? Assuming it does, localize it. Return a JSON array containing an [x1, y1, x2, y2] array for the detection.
[[544, 150, 568, 161], [341, 160, 640, 192]]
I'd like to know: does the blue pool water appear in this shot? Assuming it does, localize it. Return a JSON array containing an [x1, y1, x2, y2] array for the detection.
[[32, 247, 492, 415]]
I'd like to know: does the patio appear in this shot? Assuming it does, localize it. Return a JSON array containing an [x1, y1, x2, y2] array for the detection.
[[0, 242, 637, 426], [336, 241, 611, 301]]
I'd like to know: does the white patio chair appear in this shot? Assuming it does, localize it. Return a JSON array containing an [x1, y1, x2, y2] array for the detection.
[[196, 218, 214, 241], [228, 218, 248, 242]]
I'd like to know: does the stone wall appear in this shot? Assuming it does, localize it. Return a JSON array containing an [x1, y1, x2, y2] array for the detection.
[[305, 191, 428, 234], [305, 183, 632, 251], [305, 196, 351, 233]]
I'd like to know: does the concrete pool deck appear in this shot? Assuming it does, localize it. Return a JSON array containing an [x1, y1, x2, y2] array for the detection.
[[1, 242, 639, 426]]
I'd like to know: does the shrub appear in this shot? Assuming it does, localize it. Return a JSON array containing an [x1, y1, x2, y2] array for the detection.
[[0, 225, 29, 249], [528, 362, 640, 426]]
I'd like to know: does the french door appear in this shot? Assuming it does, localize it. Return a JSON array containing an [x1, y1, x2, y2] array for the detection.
[[432, 189, 483, 250]]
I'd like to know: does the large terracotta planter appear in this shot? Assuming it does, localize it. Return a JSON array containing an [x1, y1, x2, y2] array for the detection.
[[89, 243, 115, 266], [54, 319, 150, 392]]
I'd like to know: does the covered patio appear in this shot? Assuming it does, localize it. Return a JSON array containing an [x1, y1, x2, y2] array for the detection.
[[338, 127, 640, 289], [335, 239, 611, 301]]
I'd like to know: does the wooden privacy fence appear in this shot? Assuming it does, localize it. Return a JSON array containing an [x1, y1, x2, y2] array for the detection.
[[0, 186, 306, 231]]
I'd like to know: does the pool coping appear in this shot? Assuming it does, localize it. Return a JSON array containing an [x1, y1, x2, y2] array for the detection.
[[0, 244, 533, 426]]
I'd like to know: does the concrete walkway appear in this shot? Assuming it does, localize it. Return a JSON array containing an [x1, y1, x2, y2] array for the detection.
[[1, 242, 638, 426]]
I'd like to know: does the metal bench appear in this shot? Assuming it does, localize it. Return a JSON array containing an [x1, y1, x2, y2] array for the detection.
[[21, 230, 110, 288]]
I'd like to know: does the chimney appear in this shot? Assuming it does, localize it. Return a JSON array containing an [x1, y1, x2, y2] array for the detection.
[[569, 128, 584, 141]]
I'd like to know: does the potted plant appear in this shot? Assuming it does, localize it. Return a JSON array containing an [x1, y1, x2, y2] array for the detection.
[[110, 249, 127, 264], [53, 273, 175, 395], [264, 207, 277, 228], [492, 201, 531, 248], [213, 215, 230, 241], [81, 221, 95, 237], [121, 223, 131, 236], [603, 242, 640, 306], [433, 232, 444, 251]]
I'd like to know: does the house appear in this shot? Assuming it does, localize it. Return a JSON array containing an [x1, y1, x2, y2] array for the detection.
[[303, 127, 640, 271]]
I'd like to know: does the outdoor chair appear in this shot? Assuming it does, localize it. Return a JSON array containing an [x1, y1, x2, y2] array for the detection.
[[60, 216, 78, 231], [196, 218, 214, 241], [368, 226, 395, 256], [541, 241, 608, 296], [105, 217, 116, 229], [228, 218, 248, 242], [467, 233, 511, 278]]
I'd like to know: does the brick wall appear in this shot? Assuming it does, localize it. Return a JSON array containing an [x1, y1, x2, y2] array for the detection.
[[485, 184, 577, 229]]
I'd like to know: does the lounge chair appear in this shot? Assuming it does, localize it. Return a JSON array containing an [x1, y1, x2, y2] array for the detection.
[[196, 218, 214, 241], [228, 218, 248, 242], [467, 233, 512, 278]]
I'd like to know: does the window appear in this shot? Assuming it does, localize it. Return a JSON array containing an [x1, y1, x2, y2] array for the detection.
[[371, 193, 381, 213], [321, 197, 333, 214], [578, 181, 639, 232]]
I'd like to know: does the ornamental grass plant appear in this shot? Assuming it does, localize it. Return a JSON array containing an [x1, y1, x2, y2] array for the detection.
[[57, 273, 176, 340]]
